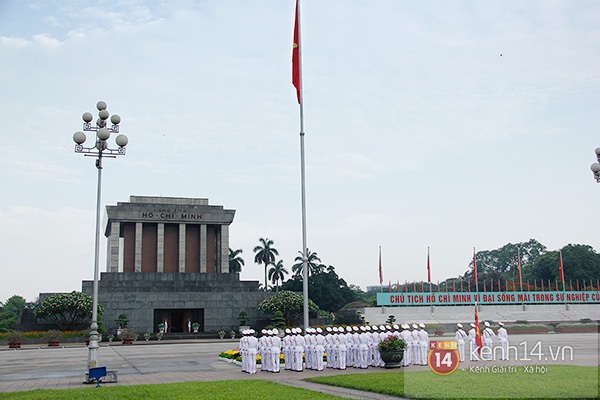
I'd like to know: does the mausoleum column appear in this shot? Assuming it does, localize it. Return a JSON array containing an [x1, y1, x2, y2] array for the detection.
[[221, 224, 229, 273], [135, 222, 142, 272], [179, 224, 186, 273], [200, 224, 207, 273], [157, 223, 164, 273], [107, 221, 120, 272]]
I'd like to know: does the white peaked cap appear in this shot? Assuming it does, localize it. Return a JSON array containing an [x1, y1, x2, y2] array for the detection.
[[484, 321, 490, 327], [353, 326, 359, 331], [372, 325, 379, 331], [402, 324, 410, 329], [346, 326, 352, 332], [419, 323, 425, 328], [393, 324, 399, 330], [457, 323, 463, 328], [379, 325, 386, 330], [412, 324, 418, 329], [261, 329, 267, 334], [272, 328, 278, 335], [470, 323, 476, 328], [498, 322, 504, 326], [326, 326, 332, 332], [285, 328, 291, 334], [249, 329, 255, 334], [316, 327, 323, 333], [365, 325, 371, 331], [333, 327, 338, 332]]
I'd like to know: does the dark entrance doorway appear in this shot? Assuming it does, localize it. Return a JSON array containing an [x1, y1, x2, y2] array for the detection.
[[154, 309, 204, 333]]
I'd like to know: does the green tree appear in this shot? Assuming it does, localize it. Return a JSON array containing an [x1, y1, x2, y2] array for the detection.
[[34, 291, 103, 331], [258, 290, 319, 326], [253, 238, 279, 291], [268, 260, 288, 292], [291, 248, 323, 278], [526, 244, 600, 284], [0, 295, 27, 332], [228, 248, 244, 273]]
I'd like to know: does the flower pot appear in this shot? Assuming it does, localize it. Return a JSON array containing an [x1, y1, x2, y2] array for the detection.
[[122, 338, 134, 345], [380, 350, 404, 368], [8, 341, 21, 349], [47, 340, 60, 347]]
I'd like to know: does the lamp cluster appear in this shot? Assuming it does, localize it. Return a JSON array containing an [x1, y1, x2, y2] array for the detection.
[[591, 147, 600, 184], [73, 101, 128, 158]]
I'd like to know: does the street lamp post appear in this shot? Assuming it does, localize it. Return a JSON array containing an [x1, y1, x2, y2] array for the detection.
[[590, 147, 600, 183], [72, 101, 128, 380]]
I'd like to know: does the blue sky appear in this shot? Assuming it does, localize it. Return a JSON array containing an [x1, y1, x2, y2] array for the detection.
[[1, 0, 598, 302]]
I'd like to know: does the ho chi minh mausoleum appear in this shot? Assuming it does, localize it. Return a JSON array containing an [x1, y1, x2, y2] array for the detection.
[[81, 195, 268, 334]]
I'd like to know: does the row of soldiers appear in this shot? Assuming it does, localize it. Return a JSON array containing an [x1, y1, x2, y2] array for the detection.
[[238, 323, 432, 374], [455, 321, 509, 362]]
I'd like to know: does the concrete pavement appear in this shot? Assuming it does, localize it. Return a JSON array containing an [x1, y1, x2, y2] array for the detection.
[[0, 333, 597, 398]]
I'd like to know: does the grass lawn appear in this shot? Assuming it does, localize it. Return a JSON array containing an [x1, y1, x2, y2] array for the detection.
[[0, 380, 344, 400], [307, 365, 599, 399]]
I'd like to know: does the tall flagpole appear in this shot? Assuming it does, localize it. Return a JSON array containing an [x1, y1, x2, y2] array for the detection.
[[293, 0, 309, 332]]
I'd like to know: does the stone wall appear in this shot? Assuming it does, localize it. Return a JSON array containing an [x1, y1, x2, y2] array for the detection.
[[82, 272, 269, 334]]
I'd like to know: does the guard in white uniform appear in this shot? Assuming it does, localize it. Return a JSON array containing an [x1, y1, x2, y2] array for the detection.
[[497, 322, 509, 360], [454, 323, 467, 362], [468, 322, 480, 361], [482, 321, 496, 360]]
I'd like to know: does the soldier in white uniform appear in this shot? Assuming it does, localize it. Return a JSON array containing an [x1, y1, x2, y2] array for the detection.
[[400, 324, 411, 366], [454, 323, 467, 362], [315, 327, 325, 371], [411, 324, 420, 365], [468, 322, 480, 361], [418, 323, 429, 366], [247, 329, 258, 374], [482, 321, 496, 360], [497, 322, 509, 361], [282, 328, 292, 370], [293, 328, 304, 371], [271, 328, 281, 372], [345, 326, 354, 367]]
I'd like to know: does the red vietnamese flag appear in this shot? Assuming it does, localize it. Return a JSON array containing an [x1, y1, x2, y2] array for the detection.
[[558, 250, 565, 284], [378, 246, 383, 285], [427, 247, 431, 283], [472, 248, 478, 291], [517, 249, 523, 291], [474, 305, 483, 355], [292, 0, 301, 103]]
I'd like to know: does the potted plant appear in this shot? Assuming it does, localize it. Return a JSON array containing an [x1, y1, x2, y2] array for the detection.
[[192, 322, 200, 333], [157, 323, 165, 333], [6, 331, 24, 349], [156, 332, 163, 341], [107, 334, 115, 343], [229, 330, 236, 339], [378, 335, 406, 368], [218, 330, 226, 339], [45, 330, 62, 347], [144, 333, 151, 341], [119, 328, 136, 345]]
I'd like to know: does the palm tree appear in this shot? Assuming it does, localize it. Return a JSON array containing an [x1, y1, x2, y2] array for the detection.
[[253, 237, 279, 290], [228, 248, 244, 273], [268, 260, 288, 292], [291, 248, 323, 278]]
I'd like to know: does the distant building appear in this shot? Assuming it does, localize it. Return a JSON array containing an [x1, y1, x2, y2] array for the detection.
[[81, 196, 268, 334]]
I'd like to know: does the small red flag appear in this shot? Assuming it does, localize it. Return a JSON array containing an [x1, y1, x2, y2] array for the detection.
[[427, 247, 431, 283], [517, 250, 523, 290], [421, 281, 424, 292], [484, 281, 487, 292], [378, 246, 383, 285], [558, 250, 565, 284], [472, 248, 478, 291], [460, 279, 464, 292], [453, 280, 456, 292], [292, 0, 301, 103]]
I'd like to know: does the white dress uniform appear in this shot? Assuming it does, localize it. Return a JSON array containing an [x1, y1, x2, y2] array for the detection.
[[418, 323, 429, 366], [482, 322, 496, 360], [325, 327, 333, 368], [454, 323, 467, 362], [271, 329, 281, 372], [411, 324, 420, 365], [315, 328, 325, 371], [283, 329, 292, 370], [497, 322, 509, 360], [400, 324, 411, 366], [345, 327, 354, 367], [247, 330, 258, 374], [468, 323, 480, 361], [293, 329, 304, 371]]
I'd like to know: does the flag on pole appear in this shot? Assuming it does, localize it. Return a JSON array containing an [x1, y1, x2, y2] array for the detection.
[[474, 305, 483, 355], [472, 247, 478, 292], [517, 249, 523, 291], [292, 0, 301, 103], [427, 247, 431, 283], [378, 246, 383, 285], [558, 250, 565, 284]]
